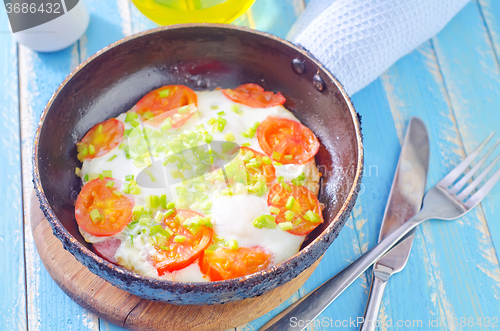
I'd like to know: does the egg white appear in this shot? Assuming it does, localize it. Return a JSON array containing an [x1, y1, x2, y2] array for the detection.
[[78, 89, 321, 282]]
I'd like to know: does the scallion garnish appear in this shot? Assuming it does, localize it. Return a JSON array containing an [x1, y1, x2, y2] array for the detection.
[[90, 209, 102, 223], [107, 155, 118, 161], [229, 239, 238, 250], [285, 196, 295, 210], [278, 222, 293, 231]]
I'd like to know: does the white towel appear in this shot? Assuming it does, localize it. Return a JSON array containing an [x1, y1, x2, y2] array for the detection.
[[288, 0, 470, 95]]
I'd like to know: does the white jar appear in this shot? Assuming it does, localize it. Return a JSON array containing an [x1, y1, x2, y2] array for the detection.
[[9, 0, 89, 52]]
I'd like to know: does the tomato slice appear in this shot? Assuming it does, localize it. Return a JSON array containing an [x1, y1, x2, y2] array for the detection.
[[153, 209, 212, 275], [257, 116, 320, 165], [75, 178, 134, 236], [222, 83, 286, 108], [77, 118, 124, 161], [134, 85, 197, 127], [223, 146, 276, 189], [199, 246, 271, 281], [93, 239, 121, 264], [267, 182, 323, 236]]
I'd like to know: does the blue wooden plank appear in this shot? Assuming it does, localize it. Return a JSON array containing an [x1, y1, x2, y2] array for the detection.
[[431, 1, 500, 308], [478, 0, 500, 60], [0, 8, 27, 331], [18, 32, 99, 331], [374, 33, 500, 329]]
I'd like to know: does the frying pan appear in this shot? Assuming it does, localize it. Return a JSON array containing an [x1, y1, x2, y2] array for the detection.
[[33, 24, 363, 305]]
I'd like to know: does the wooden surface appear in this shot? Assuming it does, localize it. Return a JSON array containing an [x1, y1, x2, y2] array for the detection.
[[3, 0, 500, 330], [30, 194, 321, 331]]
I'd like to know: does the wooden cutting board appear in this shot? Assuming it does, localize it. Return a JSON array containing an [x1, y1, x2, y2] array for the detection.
[[30, 193, 320, 331]]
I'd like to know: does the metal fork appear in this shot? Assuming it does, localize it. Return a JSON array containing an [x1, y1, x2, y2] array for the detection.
[[261, 133, 500, 331]]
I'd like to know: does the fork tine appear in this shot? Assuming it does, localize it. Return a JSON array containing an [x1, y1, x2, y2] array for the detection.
[[438, 133, 495, 188], [457, 153, 500, 201], [464, 166, 500, 209], [448, 139, 500, 195]]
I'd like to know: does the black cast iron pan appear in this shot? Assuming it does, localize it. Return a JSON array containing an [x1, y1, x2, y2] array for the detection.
[[33, 24, 363, 305]]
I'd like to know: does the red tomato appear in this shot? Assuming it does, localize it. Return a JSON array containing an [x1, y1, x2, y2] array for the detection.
[[93, 239, 121, 264], [153, 209, 212, 275], [134, 85, 197, 127], [75, 178, 134, 236], [267, 182, 323, 236], [77, 118, 124, 161], [222, 83, 286, 108], [257, 116, 320, 165], [199, 246, 271, 281]]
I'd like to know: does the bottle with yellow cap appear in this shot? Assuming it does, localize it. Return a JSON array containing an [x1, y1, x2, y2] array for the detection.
[[131, 0, 256, 25]]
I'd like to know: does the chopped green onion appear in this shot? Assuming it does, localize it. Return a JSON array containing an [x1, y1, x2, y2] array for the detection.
[[284, 155, 293, 160], [90, 209, 102, 223], [107, 155, 118, 161], [84, 174, 89, 182], [292, 173, 306, 186], [125, 112, 138, 123], [96, 124, 103, 133], [252, 215, 277, 229], [273, 161, 283, 167], [122, 182, 130, 194], [231, 104, 242, 115], [102, 170, 112, 178], [174, 235, 186, 243], [112, 190, 123, 197], [245, 127, 255, 138], [165, 209, 175, 217], [241, 132, 249, 138], [161, 120, 172, 132], [89, 144, 95, 155], [207, 118, 216, 125], [132, 205, 144, 217], [277, 176, 284, 183], [160, 195, 167, 209], [99, 174, 104, 180], [224, 132, 235, 142], [217, 111, 225, 116], [130, 234, 134, 244], [269, 206, 281, 215], [159, 89, 170, 98], [75, 167, 81, 176], [105, 181, 115, 188], [143, 111, 154, 120], [272, 151, 281, 160], [278, 222, 293, 231], [304, 210, 321, 223], [166, 201, 175, 209], [210, 105, 219, 110], [216, 117, 227, 125], [229, 239, 238, 250], [125, 174, 134, 181], [159, 246, 170, 251], [252, 122, 260, 130], [241, 142, 250, 147], [285, 210, 295, 221], [284, 183, 292, 192], [271, 195, 281, 204], [130, 119, 140, 128], [127, 220, 139, 229], [119, 143, 125, 149], [262, 157, 272, 165], [204, 134, 213, 143], [286, 196, 295, 210]]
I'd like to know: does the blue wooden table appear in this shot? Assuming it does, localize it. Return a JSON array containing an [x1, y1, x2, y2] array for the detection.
[[2, 0, 500, 330]]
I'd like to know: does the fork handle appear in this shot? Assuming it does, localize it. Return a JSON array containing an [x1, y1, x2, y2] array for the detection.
[[259, 213, 429, 331], [359, 274, 388, 331]]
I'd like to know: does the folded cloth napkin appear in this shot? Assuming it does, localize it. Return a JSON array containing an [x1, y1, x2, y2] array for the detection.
[[288, 0, 470, 95]]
